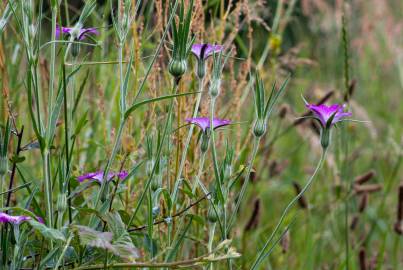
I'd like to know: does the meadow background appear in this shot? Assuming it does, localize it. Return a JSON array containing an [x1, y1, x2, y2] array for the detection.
[[0, 0, 402, 269]]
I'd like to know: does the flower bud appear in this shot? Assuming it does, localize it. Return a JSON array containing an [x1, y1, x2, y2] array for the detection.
[[0, 156, 8, 176], [146, 160, 155, 177], [151, 176, 161, 191], [168, 59, 187, 78], [320, 127, 331, 150], [209, 79, 221, 98], [253, 119, 267, 137], [207, 206, 219, 223], [196, 59, 206, 79], [56, 193, 67, 213]]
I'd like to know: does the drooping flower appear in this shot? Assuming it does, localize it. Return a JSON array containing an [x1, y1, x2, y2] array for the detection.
[[0, 212, 31, 225], [77, 170, 128, 184], [186, 117, 231, 132], [56, 25, 99, 40], [191, 44, 223, 60], [306, 103, 352, 127]]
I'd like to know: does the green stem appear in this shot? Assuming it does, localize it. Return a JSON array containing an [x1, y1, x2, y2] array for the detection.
[[127, 81, 179, 228], [175, 77, 204, 188], [209, 98, 224, 205], [191, 151, 208, 195], [208, 223, 216, 270], [250, 149, 328, 269], [227, 137, 260, 232], [43, 149, 54, 234], [48, 7, 57, 123], [93, 41, 126, 213], [0, 174, 4, 208]]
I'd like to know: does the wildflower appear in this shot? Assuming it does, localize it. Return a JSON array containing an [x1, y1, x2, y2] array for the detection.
[[305, 102, 352, 149], [306, 103, 352, 127], [56, 25, 99, 40], [186, 117, 231, 153], [56, 24, 99, 57], [191, 44, 223, 79], [0, 212, 30, 225], [186, 117, 231, 132], [191, 44, 223, 60], [77, 170, 128, 184]]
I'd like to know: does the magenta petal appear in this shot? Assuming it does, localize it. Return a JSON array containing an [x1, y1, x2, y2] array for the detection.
[[56, 25, 98, 40], [78, 28, 99, 40], [191, 44, 223, 60], [186, 117, 231, 131], [77, 170, 128, 184], [0, 212, 31, 225], [306, 103, 351, 126]]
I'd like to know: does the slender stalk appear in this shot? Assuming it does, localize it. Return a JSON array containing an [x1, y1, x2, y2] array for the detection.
[[48, 6, 57, 122], [93, 41, 126, 212], [62, 62, 72, 224], [6, 126, 24, 211], [53, 236, 73, 270], [208, 223, 216, 270], [43, 149, 53, 231], [191, 151, 208, 195], [227, 136, 260, 232], [127, 81, 179, 228], [208, 98, 224, 205], [250, 149, 328, 269], [175, 77, 204, 186], [0, 175, 4, 209]]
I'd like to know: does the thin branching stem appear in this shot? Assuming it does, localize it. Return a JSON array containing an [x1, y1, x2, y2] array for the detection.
[[250, 148, 328, 269]]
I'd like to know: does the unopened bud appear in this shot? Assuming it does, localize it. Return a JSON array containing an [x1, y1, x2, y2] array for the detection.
[[146, 160, 155, 177], [168, 59, 187, 78], [151, 176, 161, 191], [207, 206, 219, 223], [209, 79, 221, 98], [253, 119, 267, 137], [57, 193, 67, 213]]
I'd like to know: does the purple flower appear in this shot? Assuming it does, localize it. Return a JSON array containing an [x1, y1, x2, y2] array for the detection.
[[0, 212, 31, 225], [186, 117, 231, 132], [56, 25, 99, 40], [191, 44, 223, 60], [306, 103, 351, 127], [77, 170, 128, 184]]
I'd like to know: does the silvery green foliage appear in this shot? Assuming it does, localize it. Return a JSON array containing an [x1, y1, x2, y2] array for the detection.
[[73, 212, 139, 260]]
